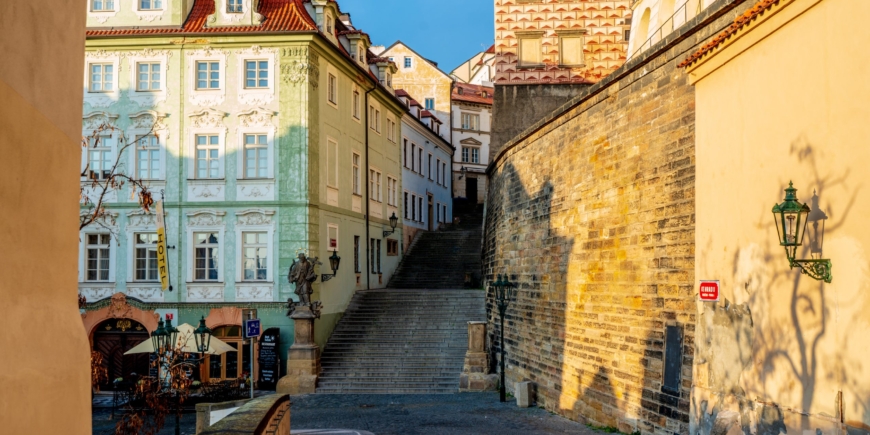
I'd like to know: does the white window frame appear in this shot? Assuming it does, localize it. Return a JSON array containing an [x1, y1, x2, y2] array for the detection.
[[234, 109, 276, 181], [240, 231, 269, 282], [424, 98, 435, 111], [370, 168, 382, 203], [88, 62, 115, 93], [227, 0, 243, 13], [461, 112, 480, 130], [241, 133, 271, 179], [188, 49, 228, 106], [185, 211, 226, 284], [352, 151, 361, 196], [404, 57, 412, 69], [80, 232, 115, 282], [83, 133, 116, 181], [126, 112, 169, 183], [195, 60, 221, 90], [242, 58, 270, 89], [91, 0, 115, 12], [236, 47, 277, 105], [327, 73, 338, 107], [233, 209, 275, 284], [326, 223, 340, 252], [138, 0, 162, 11], [326, 136, 339, 189], [386, 176, 397, 206], [352, 85, 361, 121], [132, 232, 160, 282], [193, 134, 222, 180], [192, 231, 221, 282], [386, 116, 396, 142]]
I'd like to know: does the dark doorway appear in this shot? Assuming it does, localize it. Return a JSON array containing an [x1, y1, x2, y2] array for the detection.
[[92, 318, 150, 390], [428, 194, 434, 231], [466, 176, 478, 204]]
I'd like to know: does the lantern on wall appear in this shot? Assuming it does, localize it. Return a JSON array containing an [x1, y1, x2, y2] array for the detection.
[[772, 181, 832, 283]]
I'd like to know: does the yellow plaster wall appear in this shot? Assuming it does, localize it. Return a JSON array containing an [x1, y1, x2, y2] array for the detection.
[[383, 44, 452, 126], [0, 1, 91, 433], [691, 0, 870, 432]]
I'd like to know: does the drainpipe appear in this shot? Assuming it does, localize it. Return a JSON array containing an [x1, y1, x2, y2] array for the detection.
[[364, 86, 375, 290]]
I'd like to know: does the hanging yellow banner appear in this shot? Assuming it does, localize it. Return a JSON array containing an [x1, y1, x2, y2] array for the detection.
[[155, 200, 170, 291]]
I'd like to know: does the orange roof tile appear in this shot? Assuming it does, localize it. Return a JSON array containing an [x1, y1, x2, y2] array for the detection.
[[679, 0, 780, 68], [86, 0, 316, 36]]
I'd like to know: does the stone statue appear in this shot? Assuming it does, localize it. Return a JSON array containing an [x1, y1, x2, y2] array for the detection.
[[288, 252, 318, 305]]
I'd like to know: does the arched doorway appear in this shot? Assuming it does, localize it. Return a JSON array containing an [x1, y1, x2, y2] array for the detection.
[[92, 318, 151, 390], [203, 325, 254, 381]]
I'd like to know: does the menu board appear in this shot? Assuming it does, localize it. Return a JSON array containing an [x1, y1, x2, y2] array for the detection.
[[258, 328, 280, 390]]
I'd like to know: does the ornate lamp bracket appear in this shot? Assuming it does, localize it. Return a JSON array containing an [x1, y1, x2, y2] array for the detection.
[[790, 258, 833, 283]]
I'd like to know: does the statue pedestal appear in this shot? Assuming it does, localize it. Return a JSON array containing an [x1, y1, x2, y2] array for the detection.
[[276, 305, 320, 395], [460, 321, 497, 392]]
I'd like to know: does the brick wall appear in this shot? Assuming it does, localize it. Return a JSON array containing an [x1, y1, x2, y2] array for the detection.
[[483, 1, 751, 433]]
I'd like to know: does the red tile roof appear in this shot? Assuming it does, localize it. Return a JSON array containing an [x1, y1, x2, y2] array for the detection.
[[86, 0, 317, 36], [485, 44, 495, 53], [452, 82, 494, 105], [420, 110, 442, 123], [679, 0, 780, 68], [395, 89, 411, 98]]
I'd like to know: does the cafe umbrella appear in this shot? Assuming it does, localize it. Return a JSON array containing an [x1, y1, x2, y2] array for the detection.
[[124, 323, 235, 355]]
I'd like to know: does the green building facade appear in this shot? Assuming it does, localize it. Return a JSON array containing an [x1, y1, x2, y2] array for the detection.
[[79, 0, 405, 385]]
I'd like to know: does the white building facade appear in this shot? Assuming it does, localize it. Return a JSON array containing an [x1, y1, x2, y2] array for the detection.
[[396, 89, 454, 247], [451, 83, 493, 204]]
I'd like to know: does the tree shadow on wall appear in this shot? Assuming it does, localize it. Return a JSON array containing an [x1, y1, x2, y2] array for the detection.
[[718, 135, 864, 434]]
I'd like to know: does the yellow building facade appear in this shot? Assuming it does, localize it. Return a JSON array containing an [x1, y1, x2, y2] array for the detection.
[[684, 0, 870, 432], [378, 42, 453, 133]]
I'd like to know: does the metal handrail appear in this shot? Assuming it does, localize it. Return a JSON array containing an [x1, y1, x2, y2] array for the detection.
[[628, 0, 705, 60]]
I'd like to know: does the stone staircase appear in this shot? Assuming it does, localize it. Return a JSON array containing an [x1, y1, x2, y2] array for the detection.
[[316, 289, 485, 394], [387, 203, 484, 289]]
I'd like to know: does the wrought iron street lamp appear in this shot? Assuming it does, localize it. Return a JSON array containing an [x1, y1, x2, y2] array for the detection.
[[321, 249, 342, 282], [151, 318, 167, 352], [194, 316, 212, 356], [491, 274, 516, 402], [163, 317, 179, 351], [772, 181, 832, 283], [383, 212, 399, 237]]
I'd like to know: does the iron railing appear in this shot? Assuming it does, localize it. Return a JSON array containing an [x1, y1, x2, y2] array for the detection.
[[628, 0, 705, 60]]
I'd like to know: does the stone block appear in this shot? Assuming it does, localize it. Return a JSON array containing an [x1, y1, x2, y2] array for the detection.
[[516, 381, 534, 408]]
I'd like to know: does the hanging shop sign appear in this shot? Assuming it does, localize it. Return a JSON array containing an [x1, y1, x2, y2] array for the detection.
[[155, 200, 169, 291]]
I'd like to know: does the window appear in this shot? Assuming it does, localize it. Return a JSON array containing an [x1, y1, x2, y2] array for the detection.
[[352, 152, 361, 195], [86, 234, 111, 281], [369, 169, 382, 202], [375, 109, 381, 133], [92, 0, 114, 11], [139, 0, 161, 10], [428, 154, 433, 180], [370, 238, 376, 273], [518, 35, 543, 66], [404, 57, 412, 68], [424, 98, 435, 110], [196, 61, 220, 89], [461, 113, 480, 130], [194, 232, 219, 281], [326, 13, 333, 34], [403, 192, 409, 219], [387, 118, 396, 142], [560, 36, 585, 66], [89, 63, 113, 92], [403, 139, 409, 168], [441, 162, 447, 186], [195, 135, 220, 179], [353, 90, 360, 119], [386, 72, 392, 88], [245, 60, 268, 89], [462, 147, 480, 164], [411, 194, 416, 221], [137, 62, 161, 91], [442, 204, 447, 223], [88, 136, 113, 180], [387, 177, 397, 206], [327, 73, 337, 104], [418, 149, 423, 174], [227, 0, 242, 13], [410, 144, 416, 172], [244, 134, 268, 179], [418, 197, 424, 223], [369, 106, 376, 130], [436, 159, 441, 185], [387, 239, 398, 256], [376, 239, 382, 273], [242, 232, 268, 281], [354, 236, 360, 273], [327, 138, 338, 188], [134, 233, 158, 281], [136, 135, 160, 180], [205, 326, 251, 381]]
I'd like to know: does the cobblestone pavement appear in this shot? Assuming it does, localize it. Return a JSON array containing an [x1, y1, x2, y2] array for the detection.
[[93, 392, 600, 435], [289, 393, 599, 435]]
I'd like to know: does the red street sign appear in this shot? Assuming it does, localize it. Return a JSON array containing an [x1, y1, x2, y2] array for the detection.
[[166, 313, 174, 320], [699, 281, 719, 301]]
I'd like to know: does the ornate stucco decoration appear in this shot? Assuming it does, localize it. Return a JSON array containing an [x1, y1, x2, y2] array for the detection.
[[83, 111, 121, 131], [79, 210, 120, 230], [280, 46, 319, 88], [107, 292, 133, 318], [237, 107, 276, 128], [127, 209, 160, 228], [187, 209, 226, 226], [129, 110, 169, 131], [187, 285, 223, 302], [237, 285, 273, 302], [238, 185, 273, 200], [236, 209, 276, 226], [132, 0, 170, 22], [189, 108, 227, 129], [79, 286, 115, 302], [127, 286, 163, 302], [237, 46, 279, 105]]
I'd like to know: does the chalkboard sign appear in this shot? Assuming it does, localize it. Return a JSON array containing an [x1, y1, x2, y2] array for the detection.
[[149, 353, 159, 378], [258, 328, 280, 390]]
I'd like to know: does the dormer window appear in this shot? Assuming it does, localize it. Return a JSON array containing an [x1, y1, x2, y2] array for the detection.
[[227, 0, 242, 13], [325, 13, 333, 34], [386, 72, 392, 88], [139, 0, 162, 10], [458, 88, 463, 95]]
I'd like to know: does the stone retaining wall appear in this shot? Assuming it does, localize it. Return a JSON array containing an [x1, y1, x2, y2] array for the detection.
[[483, 1, 752, 433]]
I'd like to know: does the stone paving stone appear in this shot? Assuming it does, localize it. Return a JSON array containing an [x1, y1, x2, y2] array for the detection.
[[290, 393, 600, 435]]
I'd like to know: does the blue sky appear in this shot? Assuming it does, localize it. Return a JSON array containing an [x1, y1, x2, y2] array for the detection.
[[336, 0, 495, 73]]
